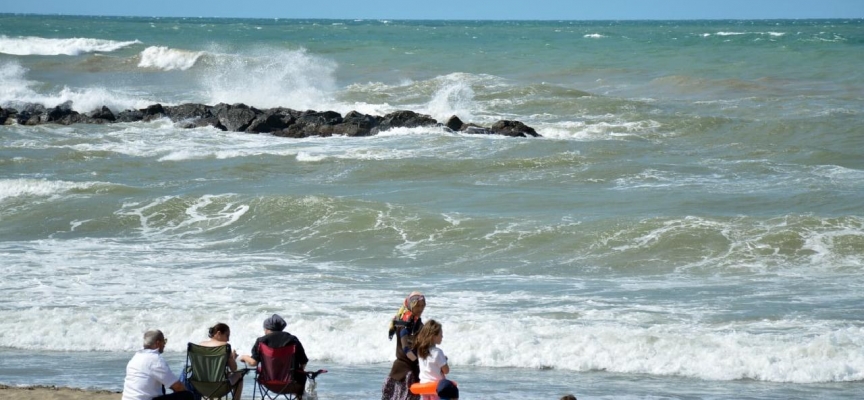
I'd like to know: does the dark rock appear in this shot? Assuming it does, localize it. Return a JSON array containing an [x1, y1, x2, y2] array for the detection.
[[372, 110, 438, 134], [490, 120, 540, 138], [300, 110, 343, 125], [463, 126, 495, 135], [45, 101, 75, 123], [203, 117, 226, 130], [16, 103, 46, 125], [214, 103, 258, 132], [164, 103, 212, 122], [116, 109, 144, 123], [0, 100, 537, 140], [176, 117, 223, 130], [142, 103, 167, 122], [53, 112, 89, 125], [330, 111, 380, 137], [279, 110, 343, 137], [22, 103, 46, 114], [88, 106, 116, 122], [445, 115, 465, 132], [245, 108, 298, 133]]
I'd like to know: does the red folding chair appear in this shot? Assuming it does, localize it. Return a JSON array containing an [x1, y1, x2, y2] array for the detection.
[[251, 343, 327, 400]]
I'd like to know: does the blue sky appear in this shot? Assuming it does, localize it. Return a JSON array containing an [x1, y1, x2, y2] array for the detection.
[[6, 0, 863, 20]]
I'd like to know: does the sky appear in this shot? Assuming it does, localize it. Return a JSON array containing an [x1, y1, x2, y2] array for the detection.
[[5, 0, 864, 20]]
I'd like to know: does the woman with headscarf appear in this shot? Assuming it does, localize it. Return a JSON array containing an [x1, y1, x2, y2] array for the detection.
[[381, 291, 426, 400]]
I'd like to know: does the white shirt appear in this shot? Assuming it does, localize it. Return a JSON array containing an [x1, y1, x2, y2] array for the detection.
[[418, 345, 447, 383], [122, 348, 179, 400]]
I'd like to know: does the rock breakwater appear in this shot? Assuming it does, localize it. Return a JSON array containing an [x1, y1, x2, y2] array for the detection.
[[0, 101, 541, 138]]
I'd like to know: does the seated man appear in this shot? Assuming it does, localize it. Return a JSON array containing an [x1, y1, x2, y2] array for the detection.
[[239, 314, 310, 398], [122, 329, 193, 400]]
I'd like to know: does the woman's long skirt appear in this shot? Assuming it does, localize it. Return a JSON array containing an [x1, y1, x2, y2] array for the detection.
[[381, 371, 420, 400]]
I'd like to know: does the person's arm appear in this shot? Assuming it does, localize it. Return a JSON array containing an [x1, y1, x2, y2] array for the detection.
[[295, 341, 309, 370], [399, 327, 417, 361], [439, 351, 450, 375], [240, 340, 261, 366], [227, 348, 238, 371], [169, 380, 187, 392], [154, 356, 184, 393], [239, 354, 258, 367]]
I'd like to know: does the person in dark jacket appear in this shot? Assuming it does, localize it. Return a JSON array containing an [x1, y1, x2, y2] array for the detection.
[[239, 314, 309, 398], [381, 291, 426, 400]]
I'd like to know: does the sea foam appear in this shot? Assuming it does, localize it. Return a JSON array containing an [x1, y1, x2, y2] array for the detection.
[[0, 260, 861, 385], [0, 60, 152, 112], [0, 35, 140, 56], [0, 178, 106, 201], [138, 46, 204, 71], [201, 47, 337, 111]]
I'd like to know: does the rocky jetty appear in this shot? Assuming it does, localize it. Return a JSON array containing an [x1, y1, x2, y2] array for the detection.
[[0, 101, 541, 138]]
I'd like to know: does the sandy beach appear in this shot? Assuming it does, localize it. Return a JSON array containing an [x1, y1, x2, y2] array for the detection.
[[0, 385, 120, 400]]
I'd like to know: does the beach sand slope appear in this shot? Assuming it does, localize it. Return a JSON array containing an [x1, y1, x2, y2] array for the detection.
[[1, 385, 120, 400]]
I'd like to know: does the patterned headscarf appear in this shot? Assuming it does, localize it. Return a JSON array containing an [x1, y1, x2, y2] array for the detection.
[[388, 291, 426, 340]]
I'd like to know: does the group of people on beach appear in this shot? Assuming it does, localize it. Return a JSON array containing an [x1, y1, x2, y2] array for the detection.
[[120, 291, 576, 400], [121, 314, 305, 400]]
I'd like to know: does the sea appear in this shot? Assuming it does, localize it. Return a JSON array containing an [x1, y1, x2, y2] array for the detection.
[[1, 14, 863, 399]]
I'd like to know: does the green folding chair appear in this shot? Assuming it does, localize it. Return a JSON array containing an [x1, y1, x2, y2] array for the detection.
[[184, 342, 248, 400]]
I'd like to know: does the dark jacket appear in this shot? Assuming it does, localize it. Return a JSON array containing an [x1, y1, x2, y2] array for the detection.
[[251, 331, 309, 385], [388, 319, 423, 381]]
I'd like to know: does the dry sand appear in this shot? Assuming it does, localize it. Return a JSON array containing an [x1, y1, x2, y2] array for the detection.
[[0, 385, 120, 400]]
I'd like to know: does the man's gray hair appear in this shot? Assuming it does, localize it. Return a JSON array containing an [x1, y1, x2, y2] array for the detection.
[[143, 329, 164, 348]]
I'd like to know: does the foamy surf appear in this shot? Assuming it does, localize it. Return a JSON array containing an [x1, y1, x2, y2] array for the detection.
[[137, 46, 204, 71], [0, 261, 861, 384], [0, 178, 109, 201], [201, 47, 337, 111], [0, 35, 140, 56], [0, 60, 154, 112]]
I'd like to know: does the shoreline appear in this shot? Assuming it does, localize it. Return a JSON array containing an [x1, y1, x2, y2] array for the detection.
[[0, 384, 120, 400]]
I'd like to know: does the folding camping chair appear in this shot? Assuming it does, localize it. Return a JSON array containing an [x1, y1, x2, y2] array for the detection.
[[251, 342, 327, 400], [184, 342, 248, 400]]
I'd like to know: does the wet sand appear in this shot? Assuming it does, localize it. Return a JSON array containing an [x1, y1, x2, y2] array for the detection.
[[0, 385, 120, 400]]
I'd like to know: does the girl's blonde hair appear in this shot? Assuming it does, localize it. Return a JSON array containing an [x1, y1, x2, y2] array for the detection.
[[413, 319, 442, 359]]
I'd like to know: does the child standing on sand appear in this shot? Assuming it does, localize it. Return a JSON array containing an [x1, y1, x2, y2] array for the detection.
[[414, 320, 450, 400]]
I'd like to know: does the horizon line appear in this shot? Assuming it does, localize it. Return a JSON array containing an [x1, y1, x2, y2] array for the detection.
[[2, 12, 862, 22]]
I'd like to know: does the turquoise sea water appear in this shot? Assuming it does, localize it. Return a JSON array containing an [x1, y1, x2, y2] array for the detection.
[[1, 15, 863, 399]]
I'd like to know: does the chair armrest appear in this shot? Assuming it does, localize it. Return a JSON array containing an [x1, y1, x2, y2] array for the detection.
[[305, 369, 328, 380]]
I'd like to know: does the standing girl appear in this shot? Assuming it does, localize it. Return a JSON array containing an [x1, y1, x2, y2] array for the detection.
[[414, 320, 449, 400]]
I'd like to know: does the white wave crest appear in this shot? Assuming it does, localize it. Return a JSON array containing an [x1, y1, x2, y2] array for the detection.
[[0, 35, 140, 56], [712, 32, 786, 37], [584, 33, 605, 38], [541, 119, 663, 140], [116, 194, 249, 238], [424, 75, 477, 123], [0, 60, 152, 112], [296, 151, 329, 162], [202, 47, 337, 111], [0, 178, 104, 201], [138, 46, 204, 71]]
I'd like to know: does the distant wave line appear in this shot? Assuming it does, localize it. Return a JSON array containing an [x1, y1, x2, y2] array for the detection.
[[0, 35, 141, 56]]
